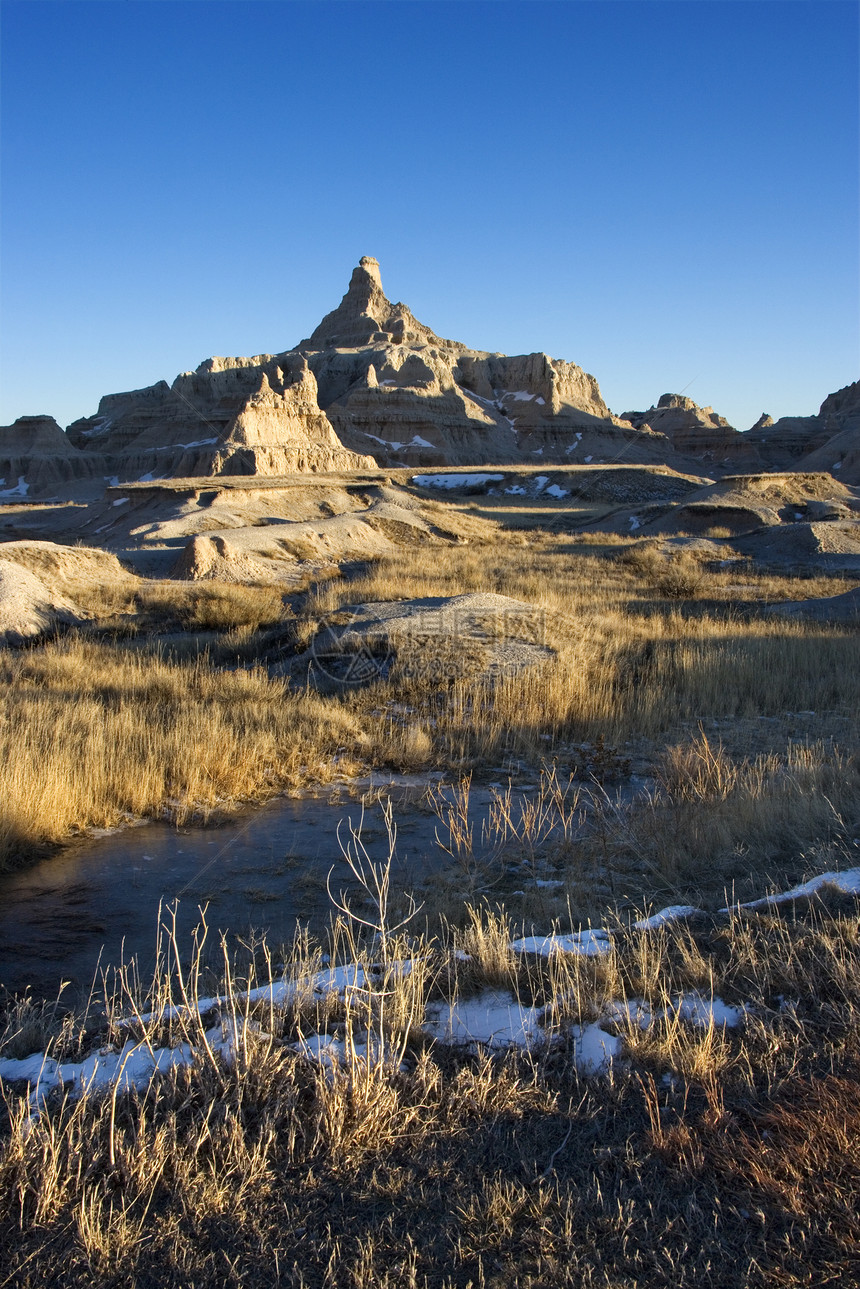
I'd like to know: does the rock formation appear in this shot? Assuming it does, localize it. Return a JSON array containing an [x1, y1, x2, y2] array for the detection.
[[618, 395, 762, 470], [0, 558, 81, 643], [749, 381, 860, 484], [1, 416, 103, 498], [65, 351, 375, 483], [2, 259, 857, 496]]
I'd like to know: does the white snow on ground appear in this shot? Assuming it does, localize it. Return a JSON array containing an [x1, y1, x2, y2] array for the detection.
[[536, 396, 545, 406], [629, 516, 640, 531], [675, 993, 746, 1028], [511, 930, 612, 958], [584, 455, 593, 463], [0, 476, 29, 497], [509, 391, 535, 401], [634, 905, 699, 930], [724, 868, 860, 912], [133, 961, 371, 1027], [545, 484, 569, 499], [505, 485, 526, 495], [365, 433, 437, 452], [81, 418, 113, 439], [424, 990, 542, 1049], [413, 473, 504, 489], [5, 868, 857, 1117], [156, 438, 219, 451], [606, 993, 746, 1031], [292, 1033, 346, 1067], [112, 498, 129, 507], [534, 475, 549, 492], [572, 1023, 622, 1074], [0, 1040, 194, 1115]]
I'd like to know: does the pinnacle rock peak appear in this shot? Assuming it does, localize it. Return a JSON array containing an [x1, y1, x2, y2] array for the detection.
[[303, 256, 445, 351], [356, 256, 382, 288]]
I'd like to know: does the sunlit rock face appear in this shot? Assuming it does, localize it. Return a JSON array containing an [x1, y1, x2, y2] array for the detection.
[[38, 256, 671, 485], [617, 395, 762, 471], [7, 259, 857, 493]]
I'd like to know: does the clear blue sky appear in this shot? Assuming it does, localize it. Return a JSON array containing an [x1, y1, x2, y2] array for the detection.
[[1, 0, 857, 432]]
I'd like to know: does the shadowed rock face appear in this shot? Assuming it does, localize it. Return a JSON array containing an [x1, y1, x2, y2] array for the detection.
[[1, 416, 104, 498]]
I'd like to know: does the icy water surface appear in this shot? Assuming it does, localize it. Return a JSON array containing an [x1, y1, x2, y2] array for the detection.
[[0, 777, 482, 1002]]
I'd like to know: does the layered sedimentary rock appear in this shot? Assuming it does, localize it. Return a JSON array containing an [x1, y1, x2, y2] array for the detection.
[[618, 395, 762, 470], [749, 381, 860, 484], [66, 352, 374, 483], [55, 257, 679, 486], [295, 257, 670, 467], [0, 416, 103, 498], [3, 258, 857, 496]]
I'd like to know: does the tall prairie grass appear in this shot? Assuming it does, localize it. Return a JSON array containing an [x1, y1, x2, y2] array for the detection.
[[0, 642, 368, 866]]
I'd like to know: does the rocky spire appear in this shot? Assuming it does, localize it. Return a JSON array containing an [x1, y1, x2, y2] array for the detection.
[[303, 256, 392, 349], [302, 257, 446, 351]]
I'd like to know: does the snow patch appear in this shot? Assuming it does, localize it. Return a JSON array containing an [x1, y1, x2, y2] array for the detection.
[[413, 473, 504, 490], [634, 905, 699, 931], [545, 484, 568, 499], [726, 868, 860, 912], [424, 989, 542, 1049], [511, 930, 612, 958], [606, 993, 746, 1031], [572, 1023, 622, 1074], [0, 476, 29, 497], [157, 438, 218, 451]]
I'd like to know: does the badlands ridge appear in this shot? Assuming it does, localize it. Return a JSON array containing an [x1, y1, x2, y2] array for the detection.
[[0, 257, 858, 635], [3, 255, 859, 493]]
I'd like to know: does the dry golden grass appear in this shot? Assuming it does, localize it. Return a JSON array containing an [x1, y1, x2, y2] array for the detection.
[[2, 891, 860, 1287], [2, 527, 858, 879], [0, 640, 369, 867]]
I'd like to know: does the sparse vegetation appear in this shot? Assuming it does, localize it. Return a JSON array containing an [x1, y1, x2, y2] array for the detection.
[[2, 507, 859, 1285], [2, 533, 858, 882], [2, 882, 860, 1287]]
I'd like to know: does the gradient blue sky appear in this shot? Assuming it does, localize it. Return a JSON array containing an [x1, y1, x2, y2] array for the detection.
[[1, 0, 857, 432]]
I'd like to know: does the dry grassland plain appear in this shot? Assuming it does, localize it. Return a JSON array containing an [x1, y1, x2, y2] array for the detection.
[[1, 500, 859, 1288]]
